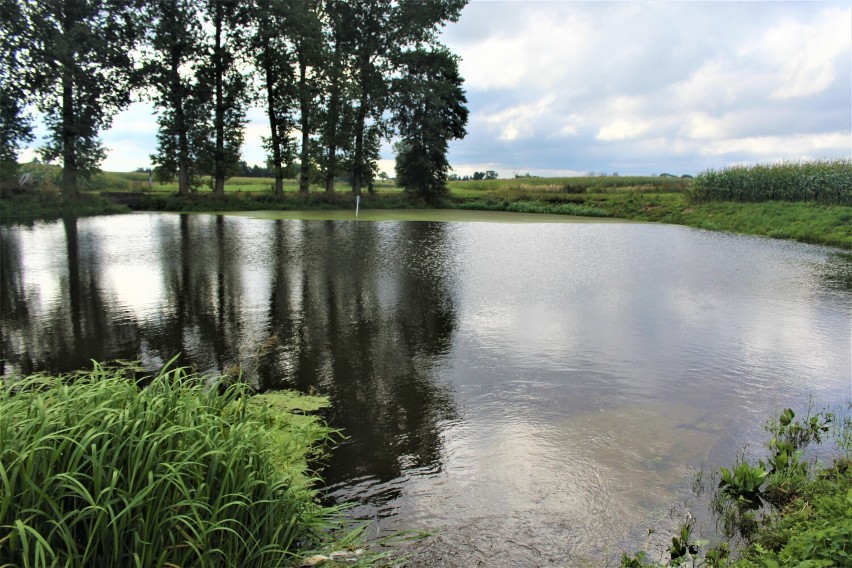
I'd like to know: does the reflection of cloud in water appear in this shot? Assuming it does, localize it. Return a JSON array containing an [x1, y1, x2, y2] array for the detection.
[[394, 401, 720, 565]]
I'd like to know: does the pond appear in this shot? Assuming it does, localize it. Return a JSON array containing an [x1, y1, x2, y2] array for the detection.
[[2, 212, 850, 565]]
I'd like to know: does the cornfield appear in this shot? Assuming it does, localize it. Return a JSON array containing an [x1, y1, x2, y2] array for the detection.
[[691, 160, 852, 204]]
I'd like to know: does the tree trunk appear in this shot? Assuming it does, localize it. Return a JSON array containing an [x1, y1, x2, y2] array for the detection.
[[352, 95, 367, 197], [61, 68, 78, 198], [324, 42, 342, 195], [61, 10, 78, 199], [213, 2, 225, 197], [298, 55, 310, 194], [262, 38, 283, 198], [171, 48, 190, 196]]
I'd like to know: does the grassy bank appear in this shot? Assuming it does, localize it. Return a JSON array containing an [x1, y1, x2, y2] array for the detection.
[[0, 191, 129, 222], [3, 171, 850, 248], [0, 364, 362, 568]]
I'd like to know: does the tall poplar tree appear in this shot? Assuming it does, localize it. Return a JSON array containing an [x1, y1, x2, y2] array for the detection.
[[146, 0, 207, 196], [252, 0, 297, 197], [199, 0, 249, 196], [24, 0, 143, 197], [288, 0, 323, 194], [315, 0, 354, 195]]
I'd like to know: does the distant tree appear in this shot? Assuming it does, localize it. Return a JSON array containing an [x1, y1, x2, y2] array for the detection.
[[392, 46, 467, 199], [22, 0, 144, 197], [472, 171, 484, 180], [484, 170, 498, 180], [0, 0, 34, 184]]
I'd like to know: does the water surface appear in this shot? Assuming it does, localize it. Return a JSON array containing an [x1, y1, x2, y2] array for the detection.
[[2, 213, 849, 565]]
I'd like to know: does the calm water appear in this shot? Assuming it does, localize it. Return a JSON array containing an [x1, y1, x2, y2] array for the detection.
[[2, 213, 850, 565]]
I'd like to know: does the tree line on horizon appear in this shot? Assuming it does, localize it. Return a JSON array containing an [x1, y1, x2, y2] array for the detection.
[[0, 0, 469, 199]]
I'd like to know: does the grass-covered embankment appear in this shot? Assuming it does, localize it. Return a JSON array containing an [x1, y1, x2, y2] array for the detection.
[[0, 364, 358, 567]]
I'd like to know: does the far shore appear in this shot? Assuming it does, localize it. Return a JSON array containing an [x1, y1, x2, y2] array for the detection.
[[197, 208, 639, 224]]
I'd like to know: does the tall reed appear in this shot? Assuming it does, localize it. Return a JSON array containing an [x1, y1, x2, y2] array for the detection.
[[0, 364, 340, 567], [690, 159, 852, 204]]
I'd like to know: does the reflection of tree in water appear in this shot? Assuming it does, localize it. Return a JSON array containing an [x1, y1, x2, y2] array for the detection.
[[144, 214, 245, 372], [256, 220, 459, 504], [1, 219, 138, 375], [0, 227, 30, 375]]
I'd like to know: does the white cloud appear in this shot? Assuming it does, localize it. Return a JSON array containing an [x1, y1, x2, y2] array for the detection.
[[596, 120, 651, 142], [480, 95, 556, 140], [748, 9, 850, 100], [699, 132, 851, 158]]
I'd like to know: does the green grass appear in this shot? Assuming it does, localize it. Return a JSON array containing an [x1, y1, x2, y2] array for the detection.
[[0, 363, 351, 568], [581, 193, 852, 249], [0, 191, 130, 222]]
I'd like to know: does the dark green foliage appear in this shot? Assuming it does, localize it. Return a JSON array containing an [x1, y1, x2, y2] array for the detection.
[[145, 0, 210, 196], [393, 47, 468, 198], [0, 364, 341, 567], [346, 0, 467, 195], [719, 461, 768, 511], [0, 0, 34, 185], [737, 459, 852, 568], [21, 0, 144, 197], [0, 192, 130, 222], [691, 160, 852, 204]]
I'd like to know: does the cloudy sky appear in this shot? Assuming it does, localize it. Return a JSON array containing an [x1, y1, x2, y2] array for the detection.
[[21, 0, 852, 178]]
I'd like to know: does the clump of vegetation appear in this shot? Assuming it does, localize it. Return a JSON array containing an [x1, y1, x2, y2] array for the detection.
[[691, 159, 852, 204], [620, 404, 851, 567], [0, 363, 349, 567]]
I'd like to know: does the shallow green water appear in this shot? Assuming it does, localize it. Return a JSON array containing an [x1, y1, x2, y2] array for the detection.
[[204, 208, 630, 223], [1, 213, 849, 565]]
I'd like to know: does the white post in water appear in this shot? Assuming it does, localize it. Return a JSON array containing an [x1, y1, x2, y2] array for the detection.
[[356, 195, 360, 219]]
